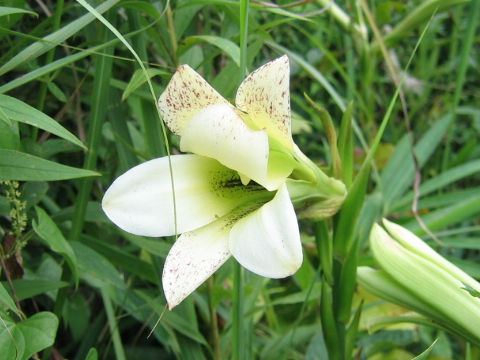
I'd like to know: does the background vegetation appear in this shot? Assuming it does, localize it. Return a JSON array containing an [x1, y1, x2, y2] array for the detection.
[[0, 0, 479, 359]]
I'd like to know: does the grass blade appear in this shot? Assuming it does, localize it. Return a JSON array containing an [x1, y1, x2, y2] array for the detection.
[[0, 0, 120, 76]]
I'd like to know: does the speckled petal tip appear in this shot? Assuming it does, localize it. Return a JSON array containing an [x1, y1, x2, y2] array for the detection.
[[162, 218, 232, 309], [235, 55, 293, 149], [158, 64, 231, 136]]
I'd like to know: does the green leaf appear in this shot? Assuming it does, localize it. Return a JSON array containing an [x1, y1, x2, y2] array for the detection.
[[0, 0, 120, 76], [380, 114, 451, 211], [333, 162, 371, 257], [0, 6, 37, 17], [372, 0, 471, 52], [17, 312, 59, 360], [81, 234, 156, 283], [121, 232, 170, 257], [405, 194, 480, 235], [0, 313, 25, 360], [0, 95, 84, 149], [119, 1, 162, 19], [0, 119, 19, 150], [305, 331, 329, 360], [85, 348, 98, 360], [0, 149, 100, 181], [461, 284, 480, 299], [181, 35, 240, 66], [0, 41, 119, 94], [46, 82, 67, 102], [33, 206, 79, 284], [412, 339, 438, 360], [122, 68, 169, 100], [0, 282, 17, 314], [0, 105, 11, 126], [71, 241, 126, 290], [2, 280, 69, 301], [63, 294, 90, 341], [394, 159, 480, 211], [338, 101, 354, 187]]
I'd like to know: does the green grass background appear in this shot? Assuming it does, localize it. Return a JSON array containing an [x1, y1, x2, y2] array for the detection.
[[0, 0, 479, 359]]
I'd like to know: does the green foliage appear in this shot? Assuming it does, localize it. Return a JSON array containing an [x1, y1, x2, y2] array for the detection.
[[0, 0, 479, 358]]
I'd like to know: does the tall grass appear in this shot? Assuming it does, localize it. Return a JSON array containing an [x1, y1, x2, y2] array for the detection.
[[0, 0, 479, 358]]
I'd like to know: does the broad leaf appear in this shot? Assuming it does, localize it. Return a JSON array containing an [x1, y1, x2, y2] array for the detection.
[[0, 312, 58, 360], [33, 206, 79, 284], [0, 282, 17, 314], [17, 312, 59, 360]]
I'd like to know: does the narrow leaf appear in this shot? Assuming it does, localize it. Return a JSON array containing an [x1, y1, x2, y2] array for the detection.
[[0, 95, 84, 149], [0, 6, 37, 17], [0, 0, 120, 76], [0, 149, 100, 181], [122, 68, 169, 100], [181, 35, 240, 66], [412, 339, 438, 360], [85, 348, 98, 360]]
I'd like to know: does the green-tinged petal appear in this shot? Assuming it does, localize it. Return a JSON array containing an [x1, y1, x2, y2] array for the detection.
[[229, 184, 302, 278], [370, 223, 480, 339], [286, 177, 347, 220], [158, 64, 230, 135], [162, 218, 232, 309], [102, 155, 259, 237], [268, 144, 296, 185], [235, 55, 293, 149], [357, 267, 472, 340], [382, 218, 480, 292], [357, 267, 442, 321], [180, 103, 284, 191]]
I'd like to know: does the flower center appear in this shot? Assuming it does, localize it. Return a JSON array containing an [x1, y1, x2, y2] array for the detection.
[[208, 166, 273, 202]]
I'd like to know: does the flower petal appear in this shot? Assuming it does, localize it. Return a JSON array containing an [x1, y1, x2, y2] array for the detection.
[[180, 103, 282, 190], [382, 219, 480, 293], [158, 64, 230, 135], [235, 55, 293, 149], [229, 184, 302, 278], [102, 155, 254, 237], [163, 218, 232, 309]]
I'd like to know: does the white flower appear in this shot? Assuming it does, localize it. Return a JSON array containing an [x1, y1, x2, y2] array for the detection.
[[103, 56, 307, 309]]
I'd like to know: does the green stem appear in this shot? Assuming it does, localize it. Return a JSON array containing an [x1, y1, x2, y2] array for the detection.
[[208, 277, 221, 360], [316, 0, 367, 41], [320, 280, 341, 360], [232, 3, 248, 359], [239, 0, 249, 79], [101, 288, 127, 360], [232, 263, 244, 360], [166, 4, 178, 64]]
